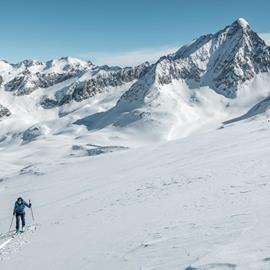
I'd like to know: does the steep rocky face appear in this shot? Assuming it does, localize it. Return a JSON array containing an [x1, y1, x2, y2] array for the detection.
[[5, 72, 79, 95], [158, 18, 270, 98], [70, 63, 150, 102], [4, 57, 93, 95], [0, 104, 11, 118], [40, 62, 150, 108], [120, 18, 270, 105]]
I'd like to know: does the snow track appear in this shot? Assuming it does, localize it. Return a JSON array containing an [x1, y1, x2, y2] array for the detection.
[[0, 225, 38, 261], [0, 238, 13, 250]]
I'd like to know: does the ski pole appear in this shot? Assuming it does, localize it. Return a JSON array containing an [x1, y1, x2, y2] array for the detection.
[[29, 200, 35, 222], [9, 215, 14, 232]]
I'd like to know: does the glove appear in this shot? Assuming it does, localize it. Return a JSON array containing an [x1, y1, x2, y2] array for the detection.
[[29, 203, 32, 208]]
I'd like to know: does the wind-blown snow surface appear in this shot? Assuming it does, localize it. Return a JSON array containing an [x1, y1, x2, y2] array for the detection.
[[1, 114, 270, 270]]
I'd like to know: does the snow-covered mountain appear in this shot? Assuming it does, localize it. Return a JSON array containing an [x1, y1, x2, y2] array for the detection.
[[2, 57, 92, 95], [41, 61, 150, 108], [0, 56, 150, 145], [167, 18, 270, 98], [0, 56, 149, 103], [118, 17, 270, 105], [75, 18, 270, 141], [1, 18, 270, 144]]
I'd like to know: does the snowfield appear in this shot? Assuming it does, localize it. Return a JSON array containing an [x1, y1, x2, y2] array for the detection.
[[1, 114, 270, 270]]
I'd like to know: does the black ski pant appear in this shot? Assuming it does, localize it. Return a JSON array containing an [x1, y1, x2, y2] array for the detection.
[[16, 213, 25, 230]]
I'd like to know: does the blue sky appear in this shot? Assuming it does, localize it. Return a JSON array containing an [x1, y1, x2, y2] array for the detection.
[[1, 0, 270, 66]]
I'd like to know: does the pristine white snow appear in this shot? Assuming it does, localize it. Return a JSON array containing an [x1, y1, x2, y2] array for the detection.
[[1, 113, 270, 270]]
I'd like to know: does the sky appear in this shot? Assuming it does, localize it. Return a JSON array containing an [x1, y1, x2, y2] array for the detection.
[[0, 0, 270, 66]]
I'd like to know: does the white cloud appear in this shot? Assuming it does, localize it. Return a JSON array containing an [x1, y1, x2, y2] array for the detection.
[[78, 46, 179, 67], [78, 33, 270, 67], [259, 33, 270, 45]]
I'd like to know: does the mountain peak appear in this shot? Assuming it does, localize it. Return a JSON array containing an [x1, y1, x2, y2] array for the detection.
[[232, 18, 250, 29], [118, 17, 270, 105]]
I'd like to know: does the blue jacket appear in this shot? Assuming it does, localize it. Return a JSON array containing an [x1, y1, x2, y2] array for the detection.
[[13, 200, 31, 215]]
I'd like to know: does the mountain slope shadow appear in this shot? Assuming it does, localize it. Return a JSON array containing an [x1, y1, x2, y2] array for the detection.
[[74, 104, 143, 130], [224, 96, 270, 125]]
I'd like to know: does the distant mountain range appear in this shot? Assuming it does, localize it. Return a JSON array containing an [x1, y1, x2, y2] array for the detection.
[[1, 18, 270, 144]]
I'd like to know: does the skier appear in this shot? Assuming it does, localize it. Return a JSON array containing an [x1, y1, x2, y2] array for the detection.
[[13, 197, 32, 233]]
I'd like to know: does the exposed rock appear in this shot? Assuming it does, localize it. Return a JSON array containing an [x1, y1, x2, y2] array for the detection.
[[22, 125, 49, 143], [4, 57, 92, 95], [0, 104, 11, 118], [58, 62, 150, 105]]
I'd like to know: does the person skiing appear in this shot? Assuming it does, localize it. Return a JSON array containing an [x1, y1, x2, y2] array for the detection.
[[13, 197, 32, 233]]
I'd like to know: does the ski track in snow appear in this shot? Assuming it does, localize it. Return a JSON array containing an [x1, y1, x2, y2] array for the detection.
[[0, 225, 39, 261], [0, 238, 12, 250]]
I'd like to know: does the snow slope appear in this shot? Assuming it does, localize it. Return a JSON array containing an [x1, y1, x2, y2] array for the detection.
[[1, 113, 270, 269], [224, 96, 270, 124]]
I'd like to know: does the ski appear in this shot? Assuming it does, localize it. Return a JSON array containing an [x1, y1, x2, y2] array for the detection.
[[0, 224, 36, 240]]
